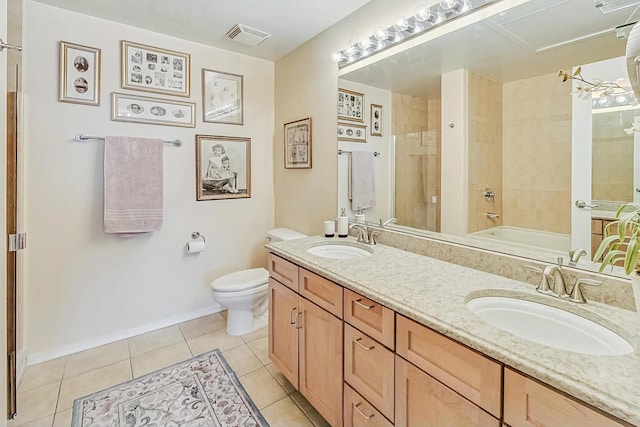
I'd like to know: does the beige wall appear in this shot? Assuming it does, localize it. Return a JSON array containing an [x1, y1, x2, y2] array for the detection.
[[274, 0, 431, 236], [592, 110, 634, 202], [502, 72, 572, 234], [468, 72, 502, 233], [392, 92, 441, 231], [23, 1, 274, 358]]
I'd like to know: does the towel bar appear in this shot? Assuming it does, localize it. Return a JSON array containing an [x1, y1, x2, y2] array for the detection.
[[338, 149, 380, 156], [75, 133, 182, 147]]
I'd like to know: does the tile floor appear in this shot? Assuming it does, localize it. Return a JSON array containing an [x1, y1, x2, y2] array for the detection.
[[9, 312, 330, 427]]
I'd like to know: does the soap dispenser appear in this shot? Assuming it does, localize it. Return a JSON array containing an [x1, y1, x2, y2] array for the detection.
[[355, 206, 366, 224], [337, 208, 349, 238]]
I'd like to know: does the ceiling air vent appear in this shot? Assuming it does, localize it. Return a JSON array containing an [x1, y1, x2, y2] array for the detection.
[[225, 24, 271, 47]]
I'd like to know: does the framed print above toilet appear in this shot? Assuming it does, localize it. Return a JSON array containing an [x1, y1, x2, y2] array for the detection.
[[196, 135, 251, 201], [284, 117, 312, 169]]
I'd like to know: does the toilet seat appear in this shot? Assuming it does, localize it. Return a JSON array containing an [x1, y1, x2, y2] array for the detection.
[[211, 268, 268, 292]]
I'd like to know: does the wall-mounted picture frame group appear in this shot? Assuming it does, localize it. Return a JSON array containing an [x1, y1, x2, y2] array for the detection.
[[196, 135, 251, 201], [111, 92, 196, 128], [284, 117, 312, 169], [59, 41, 101, 106], [370, 104, 383, 137], [202, 69, 244, 125], [121, 40, 191, 97], [338, 122, 367, 143], [338, 88, 364, 122]]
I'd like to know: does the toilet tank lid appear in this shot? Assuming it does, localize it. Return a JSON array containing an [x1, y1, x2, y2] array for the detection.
[[211, 268, 269, 292], [267, 228, 307, 242]]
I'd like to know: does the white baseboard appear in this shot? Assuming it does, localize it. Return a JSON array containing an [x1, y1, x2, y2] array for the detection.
[[26, 304, 224, 366]]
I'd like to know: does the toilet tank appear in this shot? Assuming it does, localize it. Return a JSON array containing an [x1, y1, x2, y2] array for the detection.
[[267, 228, 307, 242]]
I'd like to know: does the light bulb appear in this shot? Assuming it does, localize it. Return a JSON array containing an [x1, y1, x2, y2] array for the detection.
[[332, 52, 346, 62], [415, 6, 431, 21], [598, 96, 611, 107], [394, 18, 409, 32], [375, 27, 389, 41], [615, 94, 628, 104], [358, 37, 372, 50]]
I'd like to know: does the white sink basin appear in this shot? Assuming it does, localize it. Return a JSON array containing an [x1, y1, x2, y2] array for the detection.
[[466, 296, 633, 356], [307, 244, 372, 259]]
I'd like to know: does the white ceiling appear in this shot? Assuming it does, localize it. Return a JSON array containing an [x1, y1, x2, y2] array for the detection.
[[32, 0, 371, 61], [341, 0, 640, 97]]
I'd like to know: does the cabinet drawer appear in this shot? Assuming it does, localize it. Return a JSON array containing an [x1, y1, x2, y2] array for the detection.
[[504, 368, 627, 427], [591, 219, 603, 235], [344, 289, 395, 349], [396, 357, 500, 427], [344, 383, 393, 427], [396, 315, 502, 418], [299, 268, 343, 318], [268, 253, 298, 291], [344, 324, 394, 421]]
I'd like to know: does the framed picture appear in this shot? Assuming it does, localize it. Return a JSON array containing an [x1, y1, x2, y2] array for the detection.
[[370, 104, 383, 136], [196, 135, 251, 201], [202, 69, 243, 125], [284, 117, 312, 169], [111, 92, 195, 128], [338, 88, 364, 122], [59, 41, 101, 106], [338, 122, 367, 142], [121, 40, 191, 97]]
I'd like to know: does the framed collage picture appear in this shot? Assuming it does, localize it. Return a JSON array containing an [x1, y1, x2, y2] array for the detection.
[[196, 135, 251, 201], [59, 41, 101, 106], [111, 92, 195, 127], [338, 122, 366, 142], [370, 104, 383, 137], [121, 40, 191, 97], [284, 117, 312, 169], [338, 88, 364, 122]]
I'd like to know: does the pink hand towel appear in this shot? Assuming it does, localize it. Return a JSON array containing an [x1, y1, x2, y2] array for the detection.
[[104, 136, 163, 236], [350, 151, 376, 210]]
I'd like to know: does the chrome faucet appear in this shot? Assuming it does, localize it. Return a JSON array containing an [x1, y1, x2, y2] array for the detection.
[[543, 258, 569, 298], [569, 248, 587, 263], [349, 223, 368, 243], [380, 217, 397, 227], [349, 222, 381, 245]]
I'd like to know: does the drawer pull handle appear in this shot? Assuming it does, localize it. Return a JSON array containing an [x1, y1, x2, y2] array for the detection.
[[354, 403, 374, 420], [289, 307, 297, 325], [354, 299, 374, 310], [295, 312, 302, 329], [355, 337, 374, 351]]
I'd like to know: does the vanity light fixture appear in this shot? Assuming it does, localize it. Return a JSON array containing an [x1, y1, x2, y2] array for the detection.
[[334, 0, 497, 69]]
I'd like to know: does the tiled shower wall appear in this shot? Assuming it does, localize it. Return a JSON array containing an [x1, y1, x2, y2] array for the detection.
[[501, 72, 572, 234], [392, 92, 441, 232], [468, 72, 503, 233]]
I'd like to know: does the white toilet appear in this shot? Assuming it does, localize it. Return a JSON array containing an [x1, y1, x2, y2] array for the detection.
[[211, 228, 307, 336]]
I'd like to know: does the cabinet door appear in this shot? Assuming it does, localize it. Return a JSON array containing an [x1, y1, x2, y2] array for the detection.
[[299, 297, 344, 427], [268, 278, 299, 389], [504, 368, 627, 427], [395, 357, 500, 427]]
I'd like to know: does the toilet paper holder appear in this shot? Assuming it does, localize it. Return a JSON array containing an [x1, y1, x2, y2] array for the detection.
[[191, 231, 206, 243]]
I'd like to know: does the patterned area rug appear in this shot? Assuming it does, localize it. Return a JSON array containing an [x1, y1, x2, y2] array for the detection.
[[72, 349, 269, 427]]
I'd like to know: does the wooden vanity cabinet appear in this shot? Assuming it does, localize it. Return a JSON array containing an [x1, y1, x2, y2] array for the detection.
[[396, 315, 502, 418], [504, 368, 628, 427], [396, 356, 500, 427], [268, 255, 344, 427]]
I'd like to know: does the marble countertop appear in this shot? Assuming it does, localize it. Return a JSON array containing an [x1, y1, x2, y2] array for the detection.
[[266, 236, 640, 425], [592, 210, 618, 221]]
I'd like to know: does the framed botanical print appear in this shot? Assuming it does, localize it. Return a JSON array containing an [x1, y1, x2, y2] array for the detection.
[[338, 88, 364, 122], [284, 117, 312, 169], [59, 41, 101, 106], [370, 104, 383, 136], [121, 40, 191, 97], [196, 135, 251, 200], [202, 69, 243, 125]]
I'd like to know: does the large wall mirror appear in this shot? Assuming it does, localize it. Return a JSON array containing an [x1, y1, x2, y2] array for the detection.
[[338, 0, 640, 278]]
